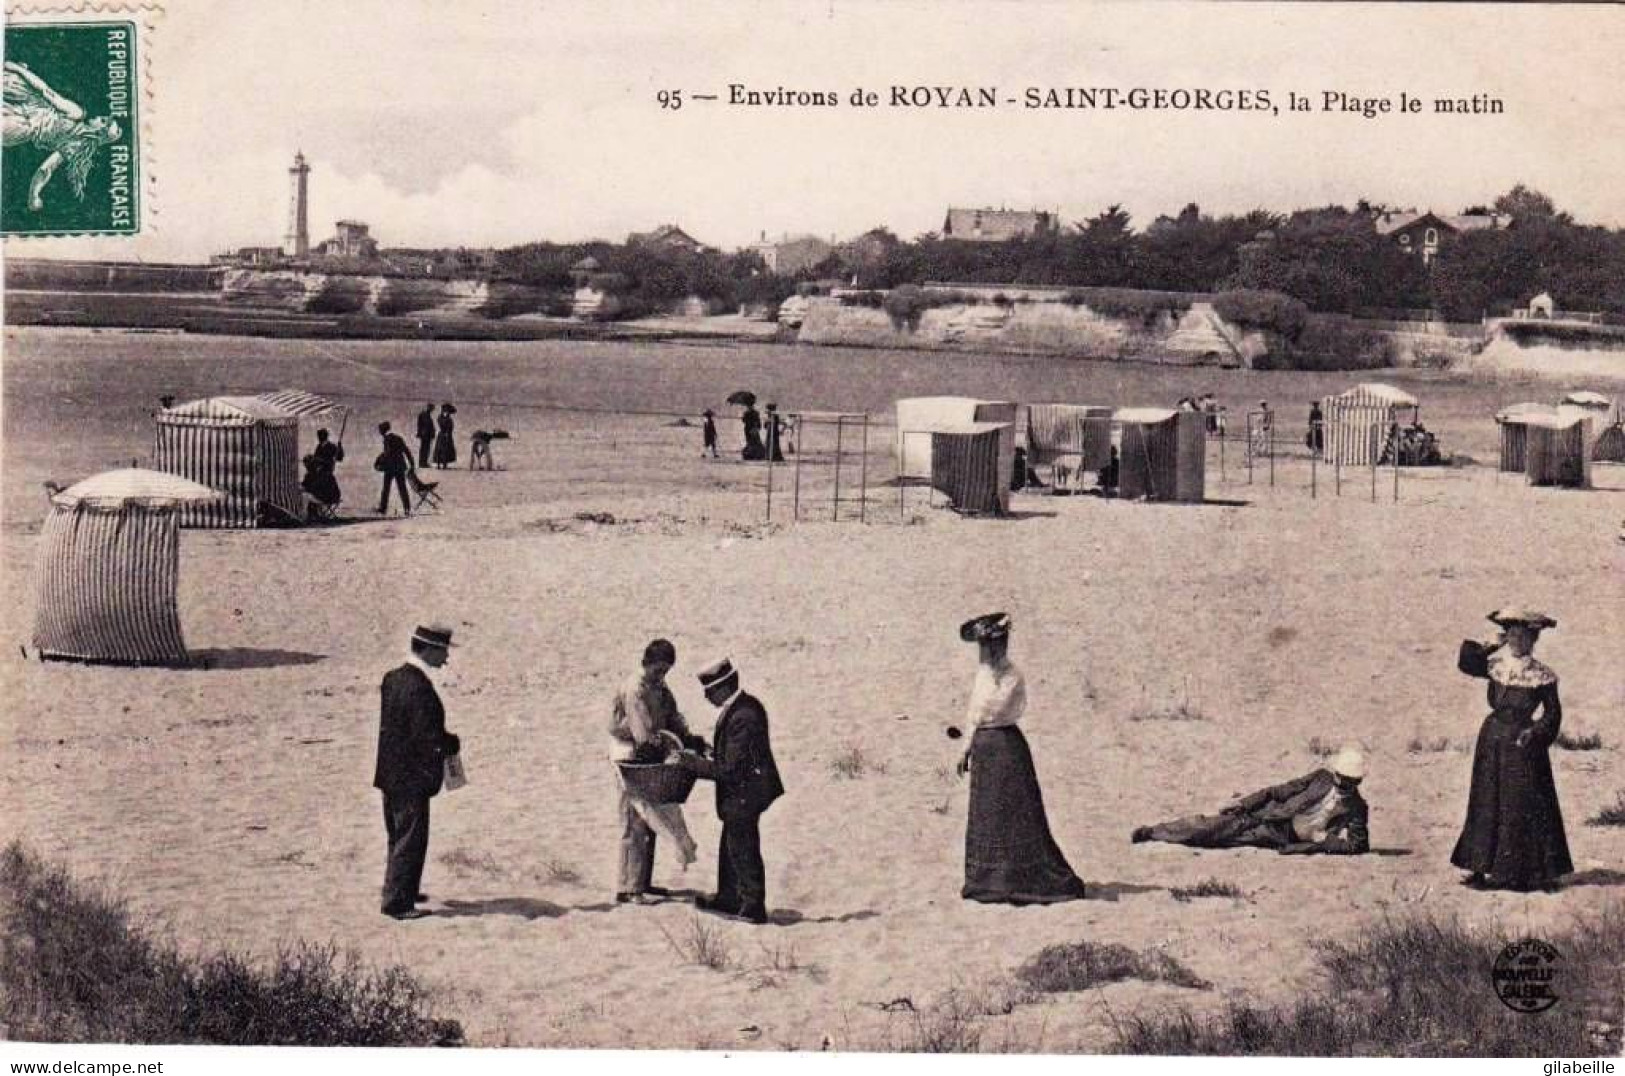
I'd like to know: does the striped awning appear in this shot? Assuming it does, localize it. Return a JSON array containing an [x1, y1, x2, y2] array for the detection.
[[255, 389, 347, 418], [51, 468, 222, 510]]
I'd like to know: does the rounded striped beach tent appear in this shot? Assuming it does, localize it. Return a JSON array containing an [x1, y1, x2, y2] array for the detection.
[[32, 469, 220, 666], [1320, 383, 1420, 466], [154, 396, 301, 527]]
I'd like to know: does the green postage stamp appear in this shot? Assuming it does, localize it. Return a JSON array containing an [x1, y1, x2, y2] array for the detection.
[[2, 20, 140, 236]]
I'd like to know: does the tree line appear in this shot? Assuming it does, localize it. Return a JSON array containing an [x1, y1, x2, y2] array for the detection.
[[492, 185, 1625, 322]]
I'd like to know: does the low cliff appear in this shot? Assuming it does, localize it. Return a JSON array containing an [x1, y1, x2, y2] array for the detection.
[[796, 293, 1275, 367]]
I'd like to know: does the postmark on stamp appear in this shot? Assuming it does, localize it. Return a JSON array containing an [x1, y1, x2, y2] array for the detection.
[[2, 20, 141, 236]]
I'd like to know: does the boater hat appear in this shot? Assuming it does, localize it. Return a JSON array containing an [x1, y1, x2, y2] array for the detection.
[[412, 624, 457, 649], [959, 612, 1012, 643], [1329, 746, 1366, 780], [1488, 607, 1556, 630], [698, 657, 737, 689]]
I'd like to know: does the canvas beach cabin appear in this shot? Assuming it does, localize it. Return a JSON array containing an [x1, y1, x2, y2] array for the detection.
[[31, 469, 220, 666], [1495, 403, 1558, 473], [1112, 407, 1207, 503], [154, 396, 303, 527], [895, 396, 1017, 488]]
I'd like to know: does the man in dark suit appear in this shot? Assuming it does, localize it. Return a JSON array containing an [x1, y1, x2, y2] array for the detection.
[[374, 624, 462, 919], [376, 421, 416, 517], [416, 403, 436, 469], [679, 658, 784, 924], [1131, 747, 1369, 855]]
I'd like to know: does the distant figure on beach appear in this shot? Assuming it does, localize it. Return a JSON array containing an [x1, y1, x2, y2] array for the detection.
[[433, 403, 457, 469], [609, 639, 706, 904], [1306, 401, 1325, 455], [375, 421, 415, 517], [1097, 445, 1120, 496], [1451, 609, 1572, 892], [741, 402, 766, 461], [416, 404, 436, 469], [374, 624, 462, 920], [765, 404, 786, 463], [1132, 748, 1369, 854], [301, 427, 344, 514], [1251, 400, 1273, 458], [701, 409, 719, 459], [955, 613, 1086, 905], [678, 658, 784, 924], [469, 430, 494, 471]]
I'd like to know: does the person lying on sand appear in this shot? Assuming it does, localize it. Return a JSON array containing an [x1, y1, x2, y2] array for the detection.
[[1132, 747, 1369, 855]]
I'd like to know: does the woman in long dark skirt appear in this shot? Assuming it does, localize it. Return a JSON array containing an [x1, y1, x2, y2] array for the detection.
[[1450, 608, 1573, 891], [433, 403, 457, 469], [955, 613, 1086, 905]]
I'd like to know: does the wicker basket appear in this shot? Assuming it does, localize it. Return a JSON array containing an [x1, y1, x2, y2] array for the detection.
[[616, 761, 698, 805]]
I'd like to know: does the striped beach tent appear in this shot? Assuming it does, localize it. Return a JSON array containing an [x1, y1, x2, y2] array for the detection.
[[1494, 403, 1557, 472], [1114, 408, 1207, 503], [154, 396, 301, 527], [32, 469, 220, 665], [1025, 403, 1114, 470], [1524, 413, 1593, 488], [896, 397, 1016, 492], [1320, 383, 1420, 466], [928, 422, 1010, 515]]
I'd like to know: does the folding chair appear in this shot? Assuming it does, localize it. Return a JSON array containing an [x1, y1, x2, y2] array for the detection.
[[409, 471, 443, 512]]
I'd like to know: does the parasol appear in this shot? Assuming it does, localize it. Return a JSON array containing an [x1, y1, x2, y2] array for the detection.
[[727, 390, 757, 407]]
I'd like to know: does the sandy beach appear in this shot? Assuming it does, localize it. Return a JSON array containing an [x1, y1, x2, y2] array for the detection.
[[3, 327, 1623, 1050]]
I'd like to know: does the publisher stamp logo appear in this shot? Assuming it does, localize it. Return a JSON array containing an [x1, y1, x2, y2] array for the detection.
[[2, 22, 140, 236], [1493, 938, 1561, 1013]]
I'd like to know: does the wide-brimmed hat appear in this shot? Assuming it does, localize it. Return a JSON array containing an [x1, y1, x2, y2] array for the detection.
[[698, 657, 737, 689], [702, 409, 715, 417], [1329, 746, 1366, 780], [412, 624, 457, 649], [1488, 607, 1557, 630], [959, 612, 1011, 643]]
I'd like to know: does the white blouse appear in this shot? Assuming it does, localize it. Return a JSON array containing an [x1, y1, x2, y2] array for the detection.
[[966, 659, 1027, 729]]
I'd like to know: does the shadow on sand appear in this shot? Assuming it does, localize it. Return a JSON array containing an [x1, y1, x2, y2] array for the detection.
[[190, 648, 326, 670], [1562, 868, 1625, 890], [435, 896, 568, 920]]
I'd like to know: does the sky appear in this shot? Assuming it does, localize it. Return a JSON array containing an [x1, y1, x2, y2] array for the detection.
[[7, 0, 1625, 263]]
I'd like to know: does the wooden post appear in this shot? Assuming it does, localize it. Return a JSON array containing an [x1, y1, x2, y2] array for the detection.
[[792, 416, 802, 522], [833, 416, 844, 522], [765, 439, 774, 521], [1268, 420, 1275, 487], [859, 413, 869, 523]]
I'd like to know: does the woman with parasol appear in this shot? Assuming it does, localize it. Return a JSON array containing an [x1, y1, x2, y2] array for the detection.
[[730, 391, 765, 461], [954, 613, 1086, 904]]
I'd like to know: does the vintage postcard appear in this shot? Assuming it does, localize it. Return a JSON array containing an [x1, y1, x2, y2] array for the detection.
[[2, 1, 1623, 1069]]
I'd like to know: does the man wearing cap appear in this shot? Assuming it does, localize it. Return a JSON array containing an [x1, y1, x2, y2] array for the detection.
[[375, 421, 416, 517], [1131, 748, 1370, 855], [678, 658, 784, 924], [374, 624, 463, 919]]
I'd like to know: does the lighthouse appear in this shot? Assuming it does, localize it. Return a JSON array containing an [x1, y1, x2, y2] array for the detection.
[[283, 151, 310, 258]]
